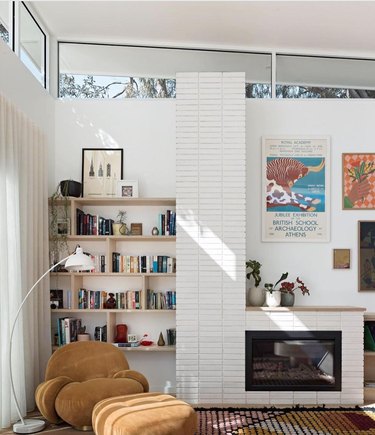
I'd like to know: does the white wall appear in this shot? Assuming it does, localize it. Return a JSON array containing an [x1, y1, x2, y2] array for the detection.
[[54, 99, 176, 392], [247, 99, 375, 311], [54, 99, 176, 196], [0, 40, 55, 187]]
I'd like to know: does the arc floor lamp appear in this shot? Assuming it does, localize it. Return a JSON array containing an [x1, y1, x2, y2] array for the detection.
[[10, 246, 94, 434]]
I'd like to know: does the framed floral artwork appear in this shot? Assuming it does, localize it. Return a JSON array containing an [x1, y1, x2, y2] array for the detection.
[[342, 153, 375, 209]]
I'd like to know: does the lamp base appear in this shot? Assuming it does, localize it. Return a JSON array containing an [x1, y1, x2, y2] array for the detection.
[[13, 419, 45, 434]]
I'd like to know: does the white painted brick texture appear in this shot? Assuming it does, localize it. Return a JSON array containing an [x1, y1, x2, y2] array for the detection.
[[176, 72, 246, 404]]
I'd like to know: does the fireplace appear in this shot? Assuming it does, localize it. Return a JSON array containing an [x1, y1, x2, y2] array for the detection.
[[245, 330, 342, 391]]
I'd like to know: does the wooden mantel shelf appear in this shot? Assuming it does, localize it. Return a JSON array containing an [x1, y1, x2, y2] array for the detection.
[[246, 306, 366, 312]]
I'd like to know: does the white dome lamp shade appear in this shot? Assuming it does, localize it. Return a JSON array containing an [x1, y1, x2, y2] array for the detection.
[[64, 246, 94, 271]]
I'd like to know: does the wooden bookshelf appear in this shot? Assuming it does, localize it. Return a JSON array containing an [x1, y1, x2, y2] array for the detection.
[[49, 197, 176, 349]]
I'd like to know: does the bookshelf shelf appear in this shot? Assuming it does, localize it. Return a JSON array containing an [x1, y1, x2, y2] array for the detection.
[[49, 196, 176, 352], [118, 345, 176, 352], [51, 272, 176, 277], [51, 308, 176, 314], [49, 197, 176, 207], [66, 235, 176, 242]]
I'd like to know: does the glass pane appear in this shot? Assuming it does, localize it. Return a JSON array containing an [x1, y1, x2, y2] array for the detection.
[[277, 55, 375, 98], [0, 1, 9, 44], [19, 3, 45, 86], [252, 339, 335, 387], [59, 43, 271, 99]]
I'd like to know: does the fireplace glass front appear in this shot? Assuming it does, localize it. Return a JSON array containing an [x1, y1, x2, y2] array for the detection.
[[245, 331, 342, 391]]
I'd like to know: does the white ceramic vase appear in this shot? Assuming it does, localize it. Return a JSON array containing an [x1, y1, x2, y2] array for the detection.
[[247, 286, 266, 307], [265, 290, 281, 307]]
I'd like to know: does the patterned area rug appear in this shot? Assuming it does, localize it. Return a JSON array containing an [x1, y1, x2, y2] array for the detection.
[[195, 406, 375, 434]]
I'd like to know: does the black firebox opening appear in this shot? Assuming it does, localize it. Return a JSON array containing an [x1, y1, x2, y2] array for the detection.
[[245, 330, 342, 391]]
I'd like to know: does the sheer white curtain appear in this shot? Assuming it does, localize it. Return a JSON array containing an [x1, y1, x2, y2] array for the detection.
[[0, 94, 50, 428]]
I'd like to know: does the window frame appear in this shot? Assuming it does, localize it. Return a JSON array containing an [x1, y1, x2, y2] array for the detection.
[[57, 40, 272, 99], [14, 1, 47, 89]]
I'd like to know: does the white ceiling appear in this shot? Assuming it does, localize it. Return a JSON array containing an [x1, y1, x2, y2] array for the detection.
[[29, 1, 375, 58]]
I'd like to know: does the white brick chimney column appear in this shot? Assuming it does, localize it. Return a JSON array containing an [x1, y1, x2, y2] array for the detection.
[[176, 72, 246, 404]]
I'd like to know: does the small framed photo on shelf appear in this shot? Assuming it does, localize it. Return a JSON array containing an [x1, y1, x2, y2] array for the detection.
[[117, 180, 139, 198], [82, 148, 124, 198], [130, 223, 143, 235], [57, 218, 70, 235], [333, 249, 350, 269], [50, 289, 63, 309]]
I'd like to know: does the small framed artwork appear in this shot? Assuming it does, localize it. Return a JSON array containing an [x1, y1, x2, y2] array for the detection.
[[333, 249, 350, 269], [358, 221, 375, 291], [117, 180, 139, 198], [57, 218, 70, 235], [342, 153, 375, 209], [82, 148, 123, 198], [130, 223, 143, 235], [50, 289, 63, 309]]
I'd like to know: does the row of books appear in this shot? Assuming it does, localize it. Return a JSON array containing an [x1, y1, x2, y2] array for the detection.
[[112, 254, 176, 274], [90, 254, 106, 272], [76, 209, 176, 237], [147, 290, 176, 310], [76, 209, 114, 235], [159, 210, 176, 236], [77, 288, 176, 310], [56, 317, 82, 345], [78, 289, 107, 309]]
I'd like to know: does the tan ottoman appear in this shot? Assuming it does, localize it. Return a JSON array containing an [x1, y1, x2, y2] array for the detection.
[[92, 392, 197, 435]]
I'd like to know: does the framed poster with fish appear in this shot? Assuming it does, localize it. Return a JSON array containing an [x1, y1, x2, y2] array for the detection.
[[262, 136, 330, 242], [342, 153, 375, 210]]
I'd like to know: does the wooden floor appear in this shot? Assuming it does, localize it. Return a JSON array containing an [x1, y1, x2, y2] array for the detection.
[[0, 414, 93, 435]]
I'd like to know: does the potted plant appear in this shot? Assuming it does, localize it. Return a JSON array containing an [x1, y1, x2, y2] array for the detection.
[[264, 272, 288, 307], [49, 183, 70, 269], [112, 210, 128, 236], [246, 259, 265, 307], [279, 277, 310, 306]]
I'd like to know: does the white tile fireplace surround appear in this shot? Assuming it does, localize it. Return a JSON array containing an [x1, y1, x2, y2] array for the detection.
[[245, 307, 365, 406], [177, 306, 364, 406]]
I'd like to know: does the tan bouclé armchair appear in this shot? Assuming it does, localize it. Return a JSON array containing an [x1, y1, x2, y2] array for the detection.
[[35, 341, 149, 430]]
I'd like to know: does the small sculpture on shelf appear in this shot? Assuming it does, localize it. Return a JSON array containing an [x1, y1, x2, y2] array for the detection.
[[157, 332, 165, 346], [139, 333, 153, 346], [105, 292, 116, 309]]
